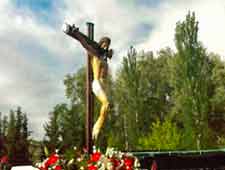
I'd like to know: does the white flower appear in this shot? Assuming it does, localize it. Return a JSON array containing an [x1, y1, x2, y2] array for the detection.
[[77, 157, 82, 162], [134, 158, 141, 168], [93, 146, 97, 153], [68, 158, 74, 165], [105, 148, 114, 158], [55, 149, 59, 154]]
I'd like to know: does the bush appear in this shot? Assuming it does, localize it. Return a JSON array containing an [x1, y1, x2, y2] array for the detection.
[[138, 118, 182, 150]]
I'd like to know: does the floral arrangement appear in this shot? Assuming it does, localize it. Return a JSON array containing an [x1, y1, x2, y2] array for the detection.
[[35, 147, 141, 170], [36, 151, 62, 170], [85, 147, 140, 170]]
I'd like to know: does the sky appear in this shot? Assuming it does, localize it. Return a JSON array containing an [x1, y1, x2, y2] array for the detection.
[[0, 0, 225, 140]]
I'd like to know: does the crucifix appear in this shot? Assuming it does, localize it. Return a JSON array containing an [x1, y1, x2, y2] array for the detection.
[[62, 22, 113, 153]]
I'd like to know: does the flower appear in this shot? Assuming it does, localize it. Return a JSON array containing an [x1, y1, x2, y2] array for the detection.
[[45, 153, 59, 166], [125, 165, 132, 170], [0, 155, 8, 164], [110, 158, 121, 167], [83, 147, 88, 153], [91, 151, 101, 162], [54, 165, 62, 170], [88, 164, 98, 170], [77, 157, 82, 162], [36, 147, 140, 170], [124, 157, 134, 167]]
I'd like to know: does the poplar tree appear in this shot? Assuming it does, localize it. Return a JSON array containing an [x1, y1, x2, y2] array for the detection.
[[173, 12, 210, 149]]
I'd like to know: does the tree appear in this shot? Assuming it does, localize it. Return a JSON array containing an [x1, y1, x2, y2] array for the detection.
[[2, 116, 8, 137], [6, 110, 16, 164], [207, 53, 225, 146], [172, 12, 211, 149], [0, 115, 8, 157], [22, 114, 29, 139], [113, 47, 174, 150], [64, 68, 86, 107], [114, 47, 142, 150], [15, 107, 23, 140], [44, 106, 61, 152], [6, 107, 31, 165], [57, 103, 85, 148], [0, 112, 2, 137], [209, 54, 225, 118], [62, 68, 86, 148], [0, 112, 5, 157], [19, 113, 30, 164]]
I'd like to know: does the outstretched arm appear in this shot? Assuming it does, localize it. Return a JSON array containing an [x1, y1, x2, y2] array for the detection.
[[62, 23, 104, 57]]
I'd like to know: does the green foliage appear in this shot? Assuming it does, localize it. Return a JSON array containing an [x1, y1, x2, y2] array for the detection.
[[4, 107, 31, 165], [6, 110, 16, 163], [138, 118, 182, 150], [114, 47, 141, 150], [172, 12, 211, 149], [209, 54, 225, 117], [113, 47, 174, 150], [58, 104, 85, 148], [44, 68, 88, 150], [44, 104, 66, 151], [0, 115, 8, 157], [64, 68, 86, 106], [2, 116, 8, 137]]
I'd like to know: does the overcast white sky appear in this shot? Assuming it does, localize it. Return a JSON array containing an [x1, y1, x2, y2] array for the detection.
[[0, 0, 224, 140]]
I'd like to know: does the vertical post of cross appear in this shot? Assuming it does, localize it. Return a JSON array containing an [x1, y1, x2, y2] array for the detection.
[[86, 22, 94, 154]]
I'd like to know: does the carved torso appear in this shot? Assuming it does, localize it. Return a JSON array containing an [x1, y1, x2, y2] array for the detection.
[[91, 55, 108, 81]]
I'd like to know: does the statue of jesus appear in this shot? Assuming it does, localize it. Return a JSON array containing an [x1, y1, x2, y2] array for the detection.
[[62, 23, 113, 140]]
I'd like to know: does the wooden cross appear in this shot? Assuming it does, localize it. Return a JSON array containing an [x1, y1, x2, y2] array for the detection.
[[63, 22, 95, 153], [86, 23, 94, 153]]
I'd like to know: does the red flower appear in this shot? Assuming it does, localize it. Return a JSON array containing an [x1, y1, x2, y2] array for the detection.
[[54, 165, 62, 170], [124, 157, 134, 167], [40, 167, 47, 170], [110, 158, 120, 167], [90, 152, 101, 162], [83, 147, 88, 153], [88, 164, 98, 170], [45, 153, 59, 167], [125, 166, 132, 170], [0, 155, 8, 163]]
